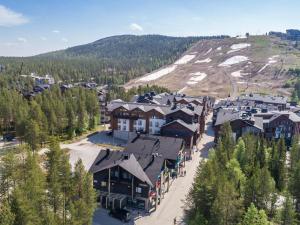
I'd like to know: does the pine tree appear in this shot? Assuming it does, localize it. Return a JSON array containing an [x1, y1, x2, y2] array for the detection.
[[45, 138, 63, 221], [279, 194, 298, 225], [211, 178, 244, 225], [234, 138, 247, 172], [70, 160, 97, 225], [24, 119, 41, 151], [0, 200, 15, 225], [277, 138, 287, 191], [289, 161, 300, 212], [11, 151, 46, 225], [290, 136, 300, 172], [239, 203, 270, 225], [60, 151, 72, 225], [219, 123, 235, 161], [244, 166, 276, 211]]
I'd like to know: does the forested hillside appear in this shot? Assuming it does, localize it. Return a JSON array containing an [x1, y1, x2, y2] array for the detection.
[[0, 35, 228, 85]]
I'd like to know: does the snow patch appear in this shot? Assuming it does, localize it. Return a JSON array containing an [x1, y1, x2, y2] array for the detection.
[[204, 48, 212, 55], [186, 72, 207, 85], [139, 65, 177, 82], [268, 55, 279, 64], [258, 64, 269, 73], [187, 81, 198, 85], [216, 47, 222, 51], [174, 54, 196, 65], [189, 72, 207, 81], [195, 58, 212, 64], [227, 43, 251, 54], [219, 56, 249, 67], [231, 70, 249, 78], [178, 86, 188, 93], [258, 55, 279, 73]]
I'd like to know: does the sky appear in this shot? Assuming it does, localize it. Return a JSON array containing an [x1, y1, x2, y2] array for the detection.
[[0, 0, 300, 57]]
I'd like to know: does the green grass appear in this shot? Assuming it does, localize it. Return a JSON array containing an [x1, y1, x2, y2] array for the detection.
[[253, 36, 270, 48]]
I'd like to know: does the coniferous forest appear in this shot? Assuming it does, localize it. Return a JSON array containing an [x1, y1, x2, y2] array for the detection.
[[0, 85, 100, 148], [187, 123, 300, 225], [0, 138, 96, 225]]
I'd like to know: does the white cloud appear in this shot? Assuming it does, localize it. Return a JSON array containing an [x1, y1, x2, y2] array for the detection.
[[130, 23, 143, 32], [52, 30, 60, 33], [0, 5, 29, 27], [62, 37, 68, 42], [17, 37, 27, 43]]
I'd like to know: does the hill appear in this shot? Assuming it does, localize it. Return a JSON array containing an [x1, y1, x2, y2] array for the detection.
[[0, 35, 227, 85], [125, 35, 300, 98]]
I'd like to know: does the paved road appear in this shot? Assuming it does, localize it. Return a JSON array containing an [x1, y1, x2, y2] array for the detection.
[[92, 114, 215, 225]]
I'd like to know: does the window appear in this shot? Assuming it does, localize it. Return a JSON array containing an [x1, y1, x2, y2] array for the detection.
[[149, 128, 153, 134], [101, 181, 107, 187], [150, 121, 153, 127], [123, 126, 126, 131], [138, 120, 142, 125], [118, 125, 121, 130], [136, 187, 142, 193], [155, 122, 159, 127], [123, 120, 126, 124], [114, 171, 119, 178]]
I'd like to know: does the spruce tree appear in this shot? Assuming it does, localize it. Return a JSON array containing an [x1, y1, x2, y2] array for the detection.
[[277, 138, 287, 191], [279, 194, 298, 225], [0, 200, 15, 225], [239, 203, 270, 225], [289, 161, 300, 212], [45, 138, 64, 221], [70, 160, 97, 225]]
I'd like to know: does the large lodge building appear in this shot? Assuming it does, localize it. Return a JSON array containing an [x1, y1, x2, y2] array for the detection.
[[90, 135, 186, 211], [106, 92, 214, 150]]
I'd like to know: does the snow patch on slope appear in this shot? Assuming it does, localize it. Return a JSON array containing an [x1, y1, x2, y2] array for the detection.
[[204, 48, 212, 55], [219, 56, 249, 67], [174, 54, 196, 65], [186, 72, 207, 85], [231, 70, 249, 78], [195, 58, 212, 64], [227, 43, 251, 54], [258, 55, 279, 73], [139, 65, 177, 82]]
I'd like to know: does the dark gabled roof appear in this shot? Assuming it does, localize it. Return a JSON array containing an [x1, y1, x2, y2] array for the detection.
[[89, 150, 154, 187], [168, 107, 194, 116], [90, 135, 184, 186], [125, 135, 184, 161], [269, 111, 300, 123], [174, 96, 204, 104], [215, 110, 241, 126], [162, 119, 198, 132], [107, 101, 172, 115]]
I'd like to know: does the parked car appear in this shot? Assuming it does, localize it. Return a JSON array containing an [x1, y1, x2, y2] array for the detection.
[[3, 133, 15, 142], [108, 208, 131, 222]]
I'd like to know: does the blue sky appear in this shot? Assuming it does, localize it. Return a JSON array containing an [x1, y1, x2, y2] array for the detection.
[[1, 0, 300, 56]]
